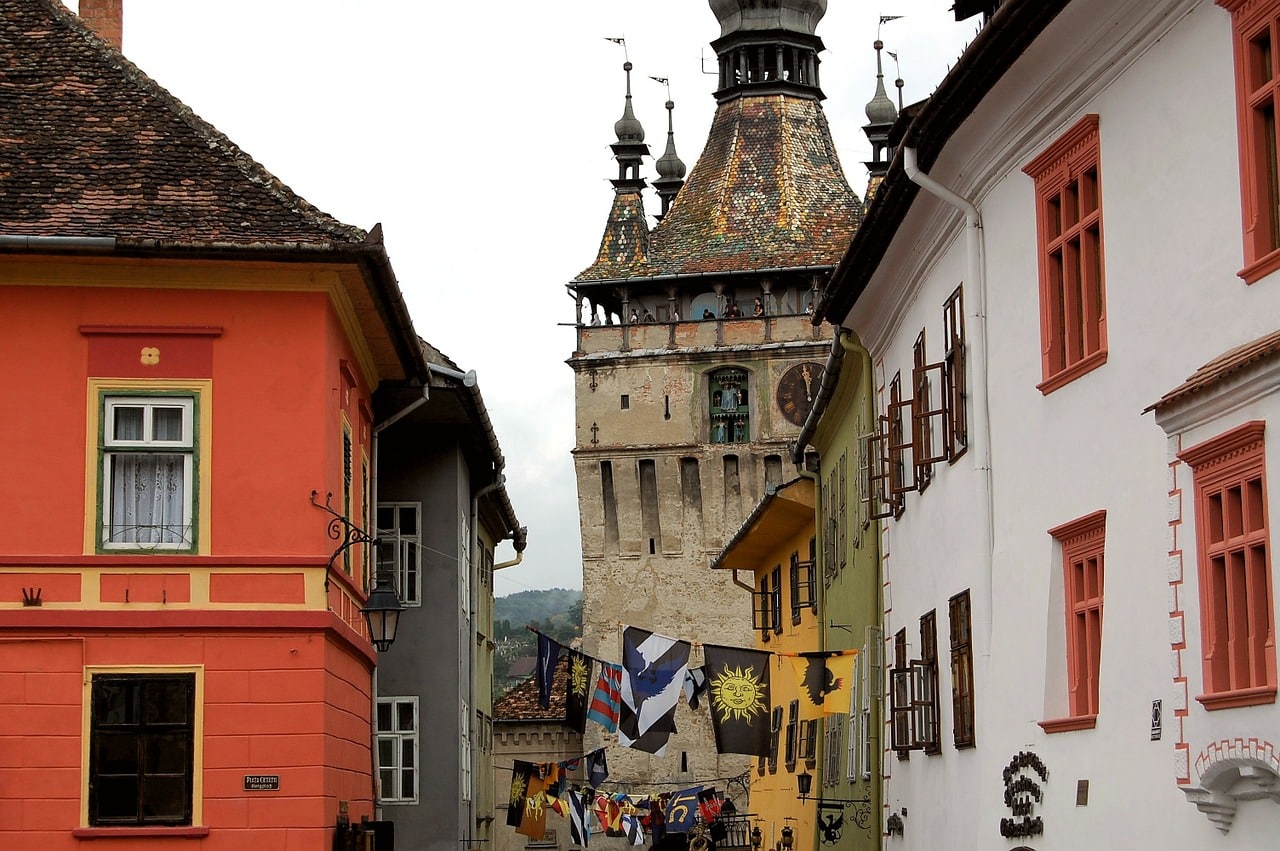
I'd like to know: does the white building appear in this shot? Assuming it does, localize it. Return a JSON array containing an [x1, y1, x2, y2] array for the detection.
[[816, 0, 1280, 847]]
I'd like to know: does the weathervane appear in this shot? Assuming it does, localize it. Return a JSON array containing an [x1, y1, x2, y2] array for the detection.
[[604, 36, 629, 62]]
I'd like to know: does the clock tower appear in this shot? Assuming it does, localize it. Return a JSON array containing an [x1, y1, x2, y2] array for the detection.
[[567, 0, 862, 790]]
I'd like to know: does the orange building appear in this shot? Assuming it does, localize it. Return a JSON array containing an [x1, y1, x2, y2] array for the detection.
[[0, 0, 427, 847]]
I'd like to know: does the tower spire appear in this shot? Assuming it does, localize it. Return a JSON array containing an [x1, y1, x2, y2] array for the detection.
[[863, 39, 899, 189], [708, 0, 828, 102], [651, 78, 686, 219], [610, 60, 649, 192]]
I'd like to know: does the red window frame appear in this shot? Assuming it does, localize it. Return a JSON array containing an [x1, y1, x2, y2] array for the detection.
[[1023, 114, 1107, 394], [1042, 510, 1106, 733], [1219, 0, 1280, 283], [1180, 421, 1276, 709]]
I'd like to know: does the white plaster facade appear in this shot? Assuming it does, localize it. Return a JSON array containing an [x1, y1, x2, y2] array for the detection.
[[828, 1, 1280, 847]]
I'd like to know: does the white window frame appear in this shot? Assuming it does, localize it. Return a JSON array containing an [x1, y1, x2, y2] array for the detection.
[[376, 696, 419, 804], [101, 396, 195, 551], [460, 699, 472, 802], [377, 503, 422, 607]]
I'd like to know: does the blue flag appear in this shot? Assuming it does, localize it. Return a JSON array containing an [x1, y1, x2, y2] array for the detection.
[[536, 632, 561, 709], [664, 786, 703, 833], [586, 748, 609, 788]]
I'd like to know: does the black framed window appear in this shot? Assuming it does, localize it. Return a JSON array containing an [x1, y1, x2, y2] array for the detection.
[[89, 674, 195, 826]]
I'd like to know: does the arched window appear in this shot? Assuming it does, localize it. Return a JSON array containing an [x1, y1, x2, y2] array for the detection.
[[710, 368, 749, 444]]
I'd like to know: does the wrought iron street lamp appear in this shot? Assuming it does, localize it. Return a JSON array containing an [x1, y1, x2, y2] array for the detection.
[[362, 569, 404, 652]]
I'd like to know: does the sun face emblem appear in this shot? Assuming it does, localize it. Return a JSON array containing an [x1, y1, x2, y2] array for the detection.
[[509, 775, 527, 807], [710, 664, 767, 722], [571, 655, 590, 696]]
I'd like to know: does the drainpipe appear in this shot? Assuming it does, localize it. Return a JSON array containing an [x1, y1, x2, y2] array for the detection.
[[367, 385, 428, 822], [901, 146, 994, 660]]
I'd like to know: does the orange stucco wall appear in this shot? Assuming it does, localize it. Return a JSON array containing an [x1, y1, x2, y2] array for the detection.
[[0, 257, 383, 847], [0, 275, 363, 558], [0, 631, 373, 850]]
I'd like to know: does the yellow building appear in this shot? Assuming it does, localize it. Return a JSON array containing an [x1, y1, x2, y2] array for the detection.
[[712, 477, 820, 851]]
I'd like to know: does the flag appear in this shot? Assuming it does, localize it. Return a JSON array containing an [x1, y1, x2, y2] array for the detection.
[[879, 15, 904, 24], [619, 626, 691, 754], [664, 786, 702, 833], [566, 648, 593, 733], [586, 748, 609, 788], [697, 788, 723, 824], [507, 760, 535, 827], [623, 813, 645, 845], [536, 633, 562, 709], [569, 790, 591, 847], [517, 769, 549, 840], [587, 662, 623, 731], [790, 650, 857, 714], [683, 666, 709, 710], [703, 644, 772, 756]]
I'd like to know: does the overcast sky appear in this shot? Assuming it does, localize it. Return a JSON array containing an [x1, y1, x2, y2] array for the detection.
[[71, 1, 975, 595]]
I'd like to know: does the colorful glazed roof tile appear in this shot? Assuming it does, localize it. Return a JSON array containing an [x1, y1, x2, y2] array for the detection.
[[1145, 328, 1280, 413], [0, 0, 364, 246], [575, 95, 862, 283], [578, 191, 650, 281]]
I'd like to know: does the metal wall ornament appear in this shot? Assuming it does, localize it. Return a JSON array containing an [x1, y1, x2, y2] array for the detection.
[[1000, 750, 1049, 839]]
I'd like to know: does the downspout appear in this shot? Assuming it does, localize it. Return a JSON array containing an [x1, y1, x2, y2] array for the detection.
[[901, 146, 994, 659], [367, 385, 429, 821]]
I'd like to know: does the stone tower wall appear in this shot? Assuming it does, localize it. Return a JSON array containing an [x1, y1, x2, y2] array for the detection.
[[573, 316, 830, 794]]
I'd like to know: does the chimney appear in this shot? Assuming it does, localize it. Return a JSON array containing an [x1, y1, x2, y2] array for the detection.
[[79, 0, 124, 50]]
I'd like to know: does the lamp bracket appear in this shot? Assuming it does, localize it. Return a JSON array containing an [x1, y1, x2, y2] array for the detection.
[[310, 490, 375, 586]]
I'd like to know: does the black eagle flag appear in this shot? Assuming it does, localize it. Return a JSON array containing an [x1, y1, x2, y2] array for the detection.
[[565, 648, 593, 733], [703, 644, 772, 756]]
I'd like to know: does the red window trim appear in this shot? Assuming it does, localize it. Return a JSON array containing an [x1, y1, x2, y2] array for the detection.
[[1038, 714, 1097, 734], [1179, 420, 1276, 704], [1048, 509, 1107, 723], [1024, 114, 1107, 393], [1218, 0, 1280, 283]]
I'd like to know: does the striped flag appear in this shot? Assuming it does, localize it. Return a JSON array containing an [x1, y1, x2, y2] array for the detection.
[[569, 790, 590, 847], [618, 626, 691, 755], [622, 813, 645, 845], [587, 662, 623, 731]]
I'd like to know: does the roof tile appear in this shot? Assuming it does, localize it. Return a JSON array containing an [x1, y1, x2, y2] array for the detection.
[[0, 0, 364, 246]]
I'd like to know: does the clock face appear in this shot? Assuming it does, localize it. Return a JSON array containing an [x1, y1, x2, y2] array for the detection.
[[776, 361, 825, 427]]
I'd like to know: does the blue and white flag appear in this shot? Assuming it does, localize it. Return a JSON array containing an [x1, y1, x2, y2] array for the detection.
[[618, 626, 691, 754], [622, 813, 645, 846], [536, 632, 562, 709], [683, 666, 709, 709], [586, 748, 609, 788], [569, 790, 590, 847]]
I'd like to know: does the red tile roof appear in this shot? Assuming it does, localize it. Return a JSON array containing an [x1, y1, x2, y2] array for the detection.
[[0, 0, 364, 246], [495, 657, 570, 722], [1146, 329, 1280, 414], [575, 94, 862, 282]]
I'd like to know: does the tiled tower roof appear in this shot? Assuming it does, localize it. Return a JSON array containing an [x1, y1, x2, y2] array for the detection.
[[0, 0, 365, 246], [577, 191, 651, 282], [575, 94, 861, 283], [646, 94, 861, 277]]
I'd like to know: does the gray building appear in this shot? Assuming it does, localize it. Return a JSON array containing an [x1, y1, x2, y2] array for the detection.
[[375, 342, 527, 851]]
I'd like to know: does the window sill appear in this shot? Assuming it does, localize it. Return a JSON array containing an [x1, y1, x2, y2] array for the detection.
[[73, 826, 210, 840], [1038, 714, 1097, 734], [1237, 246, 1280, 285], [1196, 685, 1277, 711], [1037, 350, 1107, 395]]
